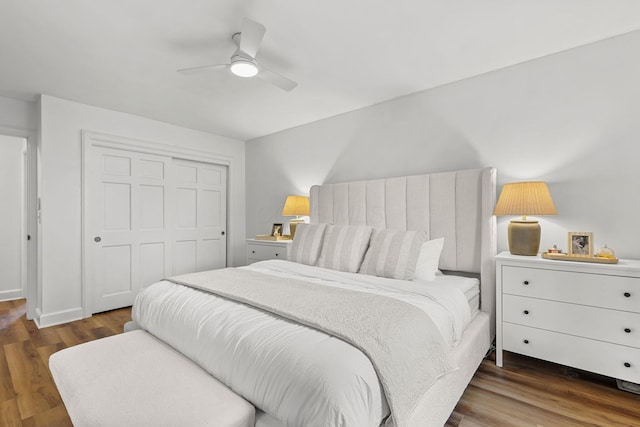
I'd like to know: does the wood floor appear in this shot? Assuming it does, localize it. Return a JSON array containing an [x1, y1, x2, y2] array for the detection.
[[1, 299, 639, 427], [0, 299, 131, 427]]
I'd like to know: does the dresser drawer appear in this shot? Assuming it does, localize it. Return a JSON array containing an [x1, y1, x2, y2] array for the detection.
[[502, 266, 639, 312], [503, 323, 640, 383], [247, 242, 288, 262], [503, 294, 640, 348]]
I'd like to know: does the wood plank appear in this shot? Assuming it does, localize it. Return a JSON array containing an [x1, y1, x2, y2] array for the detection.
[[0, 342, 17, 401], [20, 404, 73, 427], [0, 307, 30, 345], [0, 399, 22, 427], [36, 342, 66, 368], [4, 340, 58, 419], [456, 383, 594, 427], [94, 307, 133, 334], [21, 317, 63, 349], [54, 324, 92, 348]]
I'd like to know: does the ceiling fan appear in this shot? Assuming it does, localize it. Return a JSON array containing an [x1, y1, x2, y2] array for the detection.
[[178, 18, 297, 92]]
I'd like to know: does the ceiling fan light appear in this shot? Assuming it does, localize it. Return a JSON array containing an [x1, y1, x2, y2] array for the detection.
[[230, 60, 258, 78]]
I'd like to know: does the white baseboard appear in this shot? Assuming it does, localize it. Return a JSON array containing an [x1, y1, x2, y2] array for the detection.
[[0, 289, 24, 302], [34, 307, 84, 329]]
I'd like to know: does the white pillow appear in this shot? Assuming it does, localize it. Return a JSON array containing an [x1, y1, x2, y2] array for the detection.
[[317, 225, 373, 273], [359, 229, 427, 280], [288, 223, 327, 266], [413, 237, 445, 282]]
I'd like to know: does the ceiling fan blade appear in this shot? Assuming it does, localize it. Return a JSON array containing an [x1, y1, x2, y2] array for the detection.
[[177, 64, 228, 74], [239, 18, 266, 58], [258, 67, 298, 91]]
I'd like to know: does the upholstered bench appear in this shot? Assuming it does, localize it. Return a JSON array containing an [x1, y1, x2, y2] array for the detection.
[[49, 329, 255, 427]]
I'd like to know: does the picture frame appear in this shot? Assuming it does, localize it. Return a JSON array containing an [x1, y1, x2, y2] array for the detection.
[[271, 223, 283, 237], [568, 232, 593, 257]]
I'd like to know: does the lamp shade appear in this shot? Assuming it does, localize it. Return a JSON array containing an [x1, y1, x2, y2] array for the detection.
[[282, 196, 310, 217], [493, 181, 557, 217], [494, 181, 556, 256]]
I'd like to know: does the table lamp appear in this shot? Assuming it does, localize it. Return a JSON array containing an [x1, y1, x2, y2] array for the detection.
[[493, 181, 557, 256], [282, 195, 310, 239]]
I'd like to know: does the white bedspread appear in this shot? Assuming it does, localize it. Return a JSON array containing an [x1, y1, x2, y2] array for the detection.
[[132, 261, 473, 427]]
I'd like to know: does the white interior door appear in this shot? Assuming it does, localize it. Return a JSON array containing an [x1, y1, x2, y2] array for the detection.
[[0, 135, 26, 301], [172, 160, 227, 275], [88, 147, 172, 313]]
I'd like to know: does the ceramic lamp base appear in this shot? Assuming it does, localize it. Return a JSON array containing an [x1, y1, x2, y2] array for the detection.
[[508, 220, 541, 256], [289, 219, 304, 239]]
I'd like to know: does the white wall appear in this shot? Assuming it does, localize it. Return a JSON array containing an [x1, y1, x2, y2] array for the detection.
[[38, 95, 245, 326], [0, 96, 37, 131], [0, 135, 25, 300], [247, 31, 640, 260]]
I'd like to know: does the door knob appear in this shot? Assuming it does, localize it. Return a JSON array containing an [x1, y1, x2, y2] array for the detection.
[[94, 236, 102, 242]]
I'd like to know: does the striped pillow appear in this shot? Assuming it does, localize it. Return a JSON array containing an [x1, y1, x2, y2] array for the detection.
[[288, 223, 327, 266], [359, 229, 427, 280], [317, 225, 373, 273]]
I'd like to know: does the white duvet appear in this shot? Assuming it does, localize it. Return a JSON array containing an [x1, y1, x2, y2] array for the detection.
[[132, 260, 474, 427]]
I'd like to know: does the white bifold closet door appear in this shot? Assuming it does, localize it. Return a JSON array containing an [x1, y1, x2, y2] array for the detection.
[[87, 147, 226, 314], [172, 159, 227, 275]]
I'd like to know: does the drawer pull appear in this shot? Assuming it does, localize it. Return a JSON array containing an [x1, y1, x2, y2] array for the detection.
[[251, 250, 256, 254], [523, 280, 530, 285], [523, 310, 529, 315], [523, 339, 529, 344], [624, 362, 632, 368], [275, 253, 279, 257], [625, 328, 632, 333], [624, 292, 631, 298]]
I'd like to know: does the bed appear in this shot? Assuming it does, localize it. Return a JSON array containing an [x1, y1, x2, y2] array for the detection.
[[130, 167, 497, 427]]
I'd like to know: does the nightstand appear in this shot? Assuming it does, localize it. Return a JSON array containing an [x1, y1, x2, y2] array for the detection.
[[496, 252, 640, 385], [246, 238, 292, 264]]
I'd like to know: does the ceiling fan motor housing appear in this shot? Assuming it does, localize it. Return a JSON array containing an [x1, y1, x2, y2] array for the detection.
[[230, 53, 259, 77]]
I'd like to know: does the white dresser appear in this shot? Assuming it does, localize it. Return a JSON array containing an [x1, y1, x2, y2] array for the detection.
[[246, 239, 292, 264], [496, 252, 640, 384]]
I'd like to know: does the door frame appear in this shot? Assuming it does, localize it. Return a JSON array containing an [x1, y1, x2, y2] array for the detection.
[[0, 126, 38, 319], [81, 131, 232, 317]]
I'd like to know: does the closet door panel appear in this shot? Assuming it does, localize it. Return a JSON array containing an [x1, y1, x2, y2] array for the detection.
[[172, 160, 227, 274], [88, 147, 172, 313]]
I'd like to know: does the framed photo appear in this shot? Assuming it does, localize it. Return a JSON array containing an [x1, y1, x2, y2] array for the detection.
[[568, 232, 593, 257], [271, 223, 283, 237]]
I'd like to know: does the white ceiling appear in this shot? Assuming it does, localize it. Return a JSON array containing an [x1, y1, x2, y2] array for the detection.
[[1, 1, 639, 141]]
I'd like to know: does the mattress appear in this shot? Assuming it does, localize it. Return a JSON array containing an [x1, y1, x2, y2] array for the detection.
[[132, 260, 477, 427], [436, 274, 480, 319]]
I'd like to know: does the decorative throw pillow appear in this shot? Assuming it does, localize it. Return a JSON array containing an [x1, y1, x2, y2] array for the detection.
[[288, 223, 327, 266], [359, 229, 427, 280], [413, 237, 445, 282], [317, 225, 373, 273]]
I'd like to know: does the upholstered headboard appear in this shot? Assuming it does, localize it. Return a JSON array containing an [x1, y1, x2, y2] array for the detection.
[[309, 167, 497, 338]]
